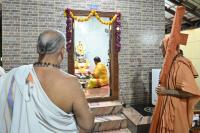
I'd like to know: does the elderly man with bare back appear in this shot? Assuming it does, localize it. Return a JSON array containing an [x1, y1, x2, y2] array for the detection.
[[0, 29, 94, 133]]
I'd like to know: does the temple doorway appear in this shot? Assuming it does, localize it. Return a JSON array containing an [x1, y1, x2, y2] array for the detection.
[[74, 17, 111, 98], [66, 9, 120, 101]]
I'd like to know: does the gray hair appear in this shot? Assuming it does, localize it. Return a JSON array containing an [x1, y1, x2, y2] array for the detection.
[[37, 29, 66, 54]]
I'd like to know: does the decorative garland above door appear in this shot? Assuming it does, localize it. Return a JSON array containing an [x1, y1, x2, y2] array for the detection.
[[64, 8, 121, 52]]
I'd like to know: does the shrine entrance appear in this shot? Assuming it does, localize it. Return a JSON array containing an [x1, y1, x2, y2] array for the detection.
[[65, 9, 120, 101]]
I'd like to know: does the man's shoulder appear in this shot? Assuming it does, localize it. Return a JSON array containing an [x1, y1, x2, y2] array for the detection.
[[176, 56, 193, 71], [59, 70, 77, 79], [176, 56, 198, 77], [57, 72, 81, 93], [4, 64, 32, 77], [97, 63, 106, 68], [57, 70, 80, 87], [176, 56, 191, 66], [14, 64, 33, 74], [10, 64, 33, 72]]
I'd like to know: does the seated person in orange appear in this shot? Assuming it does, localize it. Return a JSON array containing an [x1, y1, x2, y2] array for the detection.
[[87, 57, 109, 89]]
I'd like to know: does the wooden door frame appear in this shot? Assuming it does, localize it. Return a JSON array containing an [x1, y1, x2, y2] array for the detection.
[[67, 9, 119, 102]]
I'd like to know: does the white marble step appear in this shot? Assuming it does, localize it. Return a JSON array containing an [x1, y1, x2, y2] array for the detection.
[[94, 114, 127, 132], [89, 101, 123, 116]]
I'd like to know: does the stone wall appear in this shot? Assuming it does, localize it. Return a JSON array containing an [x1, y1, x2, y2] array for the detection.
[[2, 0, 164, 105]]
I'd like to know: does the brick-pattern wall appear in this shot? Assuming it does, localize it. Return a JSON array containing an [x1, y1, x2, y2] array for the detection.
[[2, 0, 164, 105]]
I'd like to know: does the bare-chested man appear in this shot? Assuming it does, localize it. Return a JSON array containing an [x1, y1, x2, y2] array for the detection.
[[0, 29, 94, 133]]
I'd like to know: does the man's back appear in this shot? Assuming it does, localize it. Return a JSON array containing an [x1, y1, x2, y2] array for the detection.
[[35, 67, 94, 130], [34, 67, 77, 113], [0, 65, 94, 133], [34, 67, 94, 132]]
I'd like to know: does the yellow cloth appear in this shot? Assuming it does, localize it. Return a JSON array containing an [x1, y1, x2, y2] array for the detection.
[[75, 60, 90, 74], [87, 63, 108, 89]]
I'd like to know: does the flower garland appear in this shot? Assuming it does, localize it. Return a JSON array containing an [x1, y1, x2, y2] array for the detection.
[[65, 8, 121, 52], [66, 8, 73, 52], [115, 13, 121, 52], [64, 9, 117, 25]]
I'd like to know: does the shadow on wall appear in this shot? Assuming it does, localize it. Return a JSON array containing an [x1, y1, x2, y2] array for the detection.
[[130, 58, 150, 105]]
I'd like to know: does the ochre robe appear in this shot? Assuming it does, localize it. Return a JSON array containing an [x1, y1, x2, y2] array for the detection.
[[150, 55, 200, 133], [87, 62, 108, 89]]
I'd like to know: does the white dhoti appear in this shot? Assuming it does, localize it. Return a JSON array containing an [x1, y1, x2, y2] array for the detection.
[[0, 66, 5, 77], [0, 65, 78, 133]]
